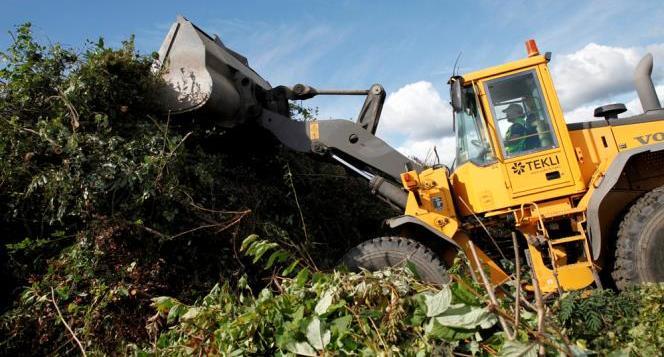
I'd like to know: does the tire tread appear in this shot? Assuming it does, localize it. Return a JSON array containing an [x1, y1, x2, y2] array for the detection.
[[341, 236, 449, 284], [612, 185, 664, 289]]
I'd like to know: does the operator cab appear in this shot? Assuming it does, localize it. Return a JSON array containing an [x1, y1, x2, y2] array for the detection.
[[449, 40, 585, 215]]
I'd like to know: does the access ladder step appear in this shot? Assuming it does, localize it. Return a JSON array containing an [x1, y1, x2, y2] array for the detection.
[[549, 235, 587, 245]]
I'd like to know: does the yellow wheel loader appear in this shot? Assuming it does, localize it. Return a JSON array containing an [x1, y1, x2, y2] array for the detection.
[[156, 16, 664, 292]]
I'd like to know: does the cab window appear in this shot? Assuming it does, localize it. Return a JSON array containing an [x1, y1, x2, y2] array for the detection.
[[484, 70, 557, 158], [454, 85, 495, 167]]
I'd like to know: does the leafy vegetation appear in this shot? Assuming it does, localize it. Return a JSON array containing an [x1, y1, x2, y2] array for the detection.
[[0, 23, 390, 355], [145, 266, 497, 356], [554, 284, 664, 355], [0, 23, 663, 356], [142, 239, 664, 356]]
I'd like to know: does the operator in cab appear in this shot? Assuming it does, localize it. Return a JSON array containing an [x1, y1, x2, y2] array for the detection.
[[503, 103, 539, 154]]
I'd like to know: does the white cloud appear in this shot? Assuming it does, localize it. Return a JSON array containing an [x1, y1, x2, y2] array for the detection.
[[552, 43, 664, 112], [397, 136, 457, 167], [376, 81, 456, 164], [563, 85, 664, 123], [378, 81, 453, 140]]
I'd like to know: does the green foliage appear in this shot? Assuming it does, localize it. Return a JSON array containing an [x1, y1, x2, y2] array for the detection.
[[289, 101, 319, 121], [145, 263, 499, 356], [0, 23, 171, 234], [241, 234, 303, 275], [554, 284, 664, 355], [1, 225, 151, 355]]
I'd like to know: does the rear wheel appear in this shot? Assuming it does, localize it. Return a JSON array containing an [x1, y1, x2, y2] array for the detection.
[[612, 186, 664, 289], [341, 236, 449, 284]]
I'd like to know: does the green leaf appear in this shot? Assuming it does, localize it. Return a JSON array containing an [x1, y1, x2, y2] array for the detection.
[[282, 259, 301, 276], [181, 307, 202, 321], [285, 341, 317, 356], [451, 282, 481, 306], [433, 306, 496, 329], [315, 290, 334, 315], [498, 340, 539, 357], [306, 317, 331, 350], [167, 304, 185, 324], [331, 315, 352, 335], [424, 286, 452, 317], [606, 348, 631, 357], [469, 340, 480, 356], [240, 234, 259, 252], [251, 241, 279, 263], [265, 250, 288, 269], [152, 296, 177, 313], [425, 319, 474, 341]]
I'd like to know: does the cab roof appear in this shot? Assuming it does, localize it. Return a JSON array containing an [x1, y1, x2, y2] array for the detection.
[[460, 53, 550, 83]]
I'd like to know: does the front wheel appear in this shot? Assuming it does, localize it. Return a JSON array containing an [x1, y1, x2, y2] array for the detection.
[[612, 186, 664, 289], [341, 236, 450, 284]]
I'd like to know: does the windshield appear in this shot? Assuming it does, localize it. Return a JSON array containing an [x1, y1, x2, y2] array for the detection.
[[454, 85, 495, 167], [484, 70, 557, 158]]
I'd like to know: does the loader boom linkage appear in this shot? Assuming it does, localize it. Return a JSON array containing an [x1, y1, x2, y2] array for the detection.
[[157, 16, 418, 209]]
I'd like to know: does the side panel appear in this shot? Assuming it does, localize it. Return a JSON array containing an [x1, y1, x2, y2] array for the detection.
[[451, 162, 512, 215], [402, 168, 459, 239], [567, 125, 619, 186], [611, 120, 664, 150]]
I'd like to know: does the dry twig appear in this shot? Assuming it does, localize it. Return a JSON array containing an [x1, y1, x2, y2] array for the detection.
[[181, 191, 249, 215], [167, 210, 250, 240], [22, 127, 61, 151], [285, 163, 309, 244], [512, 232, 521, 331], [50, 287, 87, 357], [527, 250, 546, 356], [467, 241, 515, 340]]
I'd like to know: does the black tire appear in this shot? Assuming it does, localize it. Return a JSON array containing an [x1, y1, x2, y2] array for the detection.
[[612, 186, 664, 289], [341, 236, 450, 284]]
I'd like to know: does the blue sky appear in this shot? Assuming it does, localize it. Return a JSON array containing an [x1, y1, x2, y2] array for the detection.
[[2, 0, 663, 163]]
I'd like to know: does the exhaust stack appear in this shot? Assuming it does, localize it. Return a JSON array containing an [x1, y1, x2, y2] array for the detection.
[[634, 53, 662, 113]]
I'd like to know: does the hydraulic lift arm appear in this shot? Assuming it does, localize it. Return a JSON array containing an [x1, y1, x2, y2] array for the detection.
[[156, 16, 422, 209]]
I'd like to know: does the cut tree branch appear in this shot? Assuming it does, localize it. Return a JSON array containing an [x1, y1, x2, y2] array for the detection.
[[468, 240, 515, 340], [51, 287, 87, 357]]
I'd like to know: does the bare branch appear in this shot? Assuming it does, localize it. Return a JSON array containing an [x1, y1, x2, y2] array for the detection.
[[51, 287, 87, 357], [22, 127, 61, 151], [180, 191, 249, 215], [468, 240, 515, 340], [512, 232, 521, 332], [527, 250, 546, 356], [167, 210, 250, 240]]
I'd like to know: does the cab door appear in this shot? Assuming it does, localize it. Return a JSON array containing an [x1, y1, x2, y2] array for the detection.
[[479, 68, 575, 198]]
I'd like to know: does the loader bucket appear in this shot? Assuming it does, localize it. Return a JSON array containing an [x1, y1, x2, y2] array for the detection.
[[156, 16, 272, 127]]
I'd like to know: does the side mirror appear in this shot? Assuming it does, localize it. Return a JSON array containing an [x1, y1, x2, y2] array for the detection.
[[450, 77, 463, 112]]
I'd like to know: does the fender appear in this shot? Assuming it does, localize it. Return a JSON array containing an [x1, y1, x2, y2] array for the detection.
[[587, 141, 664, 259], [386, 215, 461, 250]]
